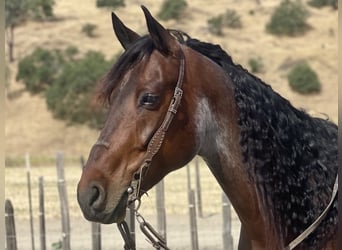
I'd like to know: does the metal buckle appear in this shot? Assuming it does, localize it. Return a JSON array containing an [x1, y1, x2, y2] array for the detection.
[[174, 87, 183, 97], [168, 88, 183, 114]]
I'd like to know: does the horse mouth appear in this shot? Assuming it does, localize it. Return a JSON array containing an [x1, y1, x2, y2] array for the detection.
[[88, 192, 129, 224]]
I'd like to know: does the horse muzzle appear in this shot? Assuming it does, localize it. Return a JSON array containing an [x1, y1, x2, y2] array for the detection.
[[77, 180, 128, 224]]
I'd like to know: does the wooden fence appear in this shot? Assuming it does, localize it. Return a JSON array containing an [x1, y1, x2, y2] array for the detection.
[[5, 153, 237, 250]]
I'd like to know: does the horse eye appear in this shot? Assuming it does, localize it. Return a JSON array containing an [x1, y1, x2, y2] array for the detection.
[[139, 93, 160, 108]]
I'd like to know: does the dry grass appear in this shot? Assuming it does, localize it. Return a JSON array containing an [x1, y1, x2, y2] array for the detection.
[[5, 158, 229, 219], [5, 0, 338, 159]]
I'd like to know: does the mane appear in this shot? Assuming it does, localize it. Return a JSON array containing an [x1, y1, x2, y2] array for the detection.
[[184, 36, 338, 247], [101, 31, 338, 247]]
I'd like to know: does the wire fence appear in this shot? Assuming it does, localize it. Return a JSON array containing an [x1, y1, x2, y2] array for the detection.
[[5, 153, 241, 250]]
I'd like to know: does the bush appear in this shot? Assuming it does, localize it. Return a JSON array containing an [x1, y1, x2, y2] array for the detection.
[[17, 47, 116, 128], [287, 62, 321, 94], [208, 15, 224, 36], [248, 57, 264, 73], [158, 0, 187, 20], [222, 9, 242, 29], [266, 0, 310, 36], [46, 51, 111, 128], [81, 23, 97, 38], [308, 0, 337, 8], [16, 48, 65, 94], [96, 0, 124, 8], [208, 9, 242, 36], [64, 46, 79, 60], [29, 0, 55, 20]]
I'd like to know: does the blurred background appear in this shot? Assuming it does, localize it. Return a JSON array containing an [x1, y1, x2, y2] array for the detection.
[[5, 0, 338, 249]]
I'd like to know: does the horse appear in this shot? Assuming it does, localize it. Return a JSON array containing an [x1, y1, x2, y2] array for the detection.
[[77, 6, 338, 250]]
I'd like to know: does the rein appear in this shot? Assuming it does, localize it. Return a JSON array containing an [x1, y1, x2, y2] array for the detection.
[[116, 49, 185, 250], [285, 174, 338, 250]]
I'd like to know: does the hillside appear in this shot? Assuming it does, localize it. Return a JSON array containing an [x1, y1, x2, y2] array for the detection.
[[5, 0, 338, 161]]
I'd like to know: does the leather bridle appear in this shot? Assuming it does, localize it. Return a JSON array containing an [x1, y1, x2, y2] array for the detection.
[[126, 49, 185, 206], [117, 49, 185, 250]]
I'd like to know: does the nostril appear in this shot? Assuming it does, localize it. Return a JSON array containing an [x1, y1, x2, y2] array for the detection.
[[89, 183, 105, 210], [89, 186, 100, 206]]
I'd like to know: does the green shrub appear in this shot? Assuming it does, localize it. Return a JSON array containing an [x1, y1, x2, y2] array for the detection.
[[248, 57, 264, 73], [208, 9, 242, 36], [96, 0, 124, 8], [208, 15, 224, 36], [46, 51, 111, 128], [308, 0, 337, 8], [16, 48, 65, 94], [266, 0, 310, 36], [64, 46, 79, 60], [17, 46, 117, 129], [81, 23, 97, 38], [158, 0, 187, 20], [222, 9, 242, 29], [29, 0, 55, 20], [287, 62, 321, 94]]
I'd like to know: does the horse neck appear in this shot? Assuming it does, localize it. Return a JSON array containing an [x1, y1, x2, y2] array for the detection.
[[185, 48, 279, 247]]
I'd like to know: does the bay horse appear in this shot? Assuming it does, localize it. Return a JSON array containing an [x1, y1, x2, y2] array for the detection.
[[77, 6, 338, 250]]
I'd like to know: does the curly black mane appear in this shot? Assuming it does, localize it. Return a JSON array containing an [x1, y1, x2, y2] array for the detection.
[[184, 37, 338, 248], [101, 30, 337, 247]]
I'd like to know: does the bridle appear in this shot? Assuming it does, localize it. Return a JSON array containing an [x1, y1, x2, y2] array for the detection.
[[100, 48, 185, 250], [95, 44, 338, 249], [127, 49, 185, 202]]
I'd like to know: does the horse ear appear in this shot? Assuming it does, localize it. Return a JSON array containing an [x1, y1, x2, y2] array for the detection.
[[141, 5, 178, 55], [111, 12, 140, 50]]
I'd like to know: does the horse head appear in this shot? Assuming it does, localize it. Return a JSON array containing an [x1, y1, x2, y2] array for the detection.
[[77, 6, 200, 224]]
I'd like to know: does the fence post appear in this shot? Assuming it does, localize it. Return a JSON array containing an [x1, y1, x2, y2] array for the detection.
[[80, 156, 85, 168], [79, 156, 102, 250], [156, 180, 167, 241], [5, 199, 17, 250], [56, 152, 71, 250], [186, 165, 192, 191], [186, 165, 199, 250], [91, 223, 101, 250], [38, 177, 46, 250], [194, 158, 203, 218], [188, 190, 199, 250], [25, 153, 35, 250], [222, 193, 233, 250]]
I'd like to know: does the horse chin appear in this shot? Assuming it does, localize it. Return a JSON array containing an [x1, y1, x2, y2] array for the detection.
[[108, 192, 129, 224]]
